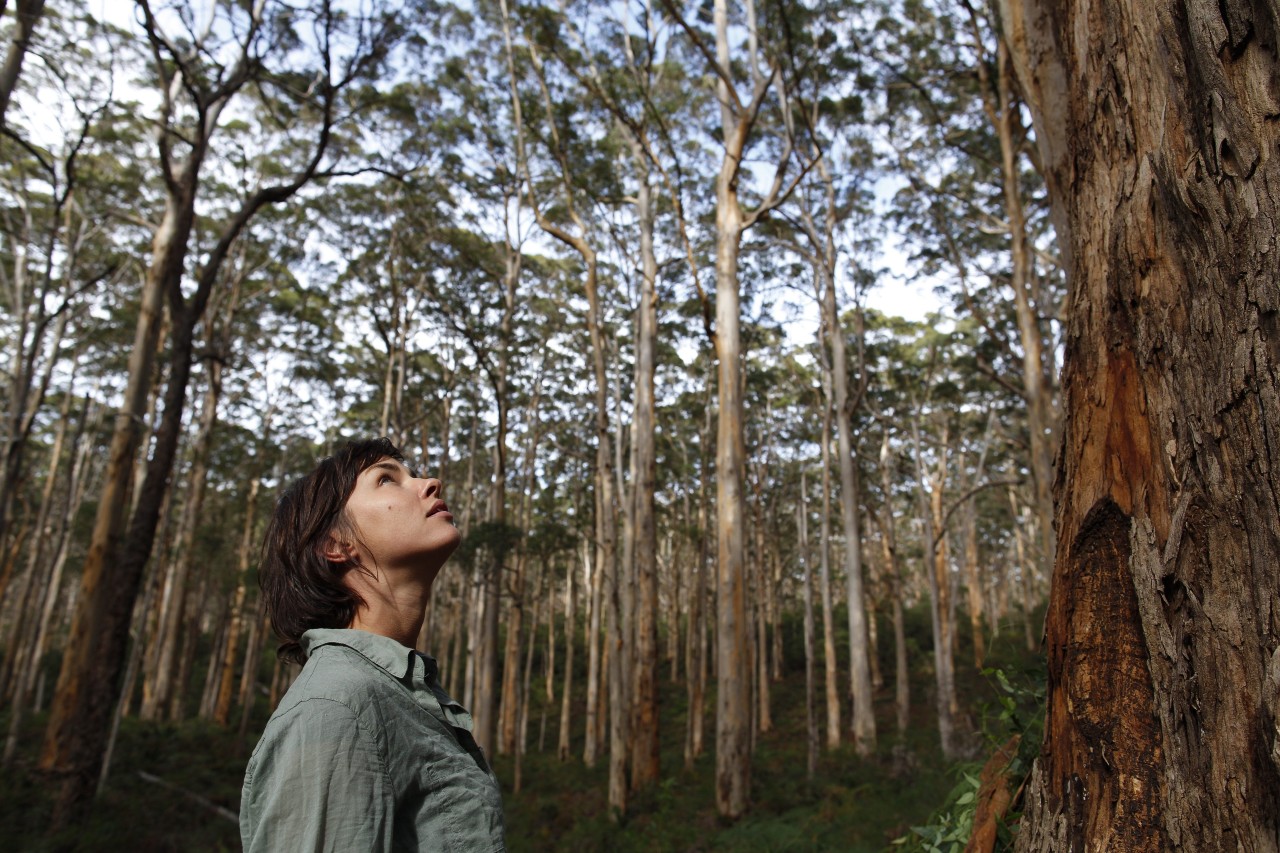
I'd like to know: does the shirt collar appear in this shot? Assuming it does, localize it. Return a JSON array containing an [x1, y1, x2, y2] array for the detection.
[[301, 628, 417, 680]]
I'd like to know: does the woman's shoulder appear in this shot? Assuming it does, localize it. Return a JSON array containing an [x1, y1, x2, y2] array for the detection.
[[272, 645, 393, 719]]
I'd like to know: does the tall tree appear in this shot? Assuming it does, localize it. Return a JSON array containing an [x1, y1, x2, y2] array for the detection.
[[660, 0, 810, 817], [1004, 0, 1280, 847], [39, 0, 403, 826]]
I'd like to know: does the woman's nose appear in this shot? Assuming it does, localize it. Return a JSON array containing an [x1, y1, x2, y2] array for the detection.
[[418, 477, 442, 499]]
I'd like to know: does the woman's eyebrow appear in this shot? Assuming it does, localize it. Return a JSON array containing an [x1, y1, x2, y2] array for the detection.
[[364, 460, 411, 479]]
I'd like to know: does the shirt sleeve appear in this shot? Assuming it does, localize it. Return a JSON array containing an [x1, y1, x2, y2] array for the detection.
[[241, 698, 393, 853]]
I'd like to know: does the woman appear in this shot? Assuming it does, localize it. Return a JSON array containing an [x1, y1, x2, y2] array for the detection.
[[240, 437, 506, 852]]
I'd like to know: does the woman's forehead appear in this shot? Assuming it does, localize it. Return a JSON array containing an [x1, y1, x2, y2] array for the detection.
[[360, 457, 416, 478]]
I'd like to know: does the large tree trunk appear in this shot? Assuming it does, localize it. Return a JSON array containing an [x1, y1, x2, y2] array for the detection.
[[1003, 0, 1280, 848], [142, 319, 225, 720], [38, 193, 188, 824]]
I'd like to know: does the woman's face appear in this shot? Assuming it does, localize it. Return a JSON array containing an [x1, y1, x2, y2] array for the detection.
[[339, 457, 461, 575]]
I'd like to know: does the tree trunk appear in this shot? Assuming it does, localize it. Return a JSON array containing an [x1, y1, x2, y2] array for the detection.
[[38, 192, 187, 823], [798, 468, 818, 782], [0, 0, 44, 126], [557, 549, 577, 761], [876, 434, 912, 741], [214, 474, 262, 726], [629, 137, 660, 793], [142, 324, 225, 720], [1003, 0, 1280, 847], [818, 386, 841, 748]]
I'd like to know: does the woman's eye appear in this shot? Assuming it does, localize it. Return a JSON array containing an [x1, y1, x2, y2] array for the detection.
[[379, 474, 394, 485]]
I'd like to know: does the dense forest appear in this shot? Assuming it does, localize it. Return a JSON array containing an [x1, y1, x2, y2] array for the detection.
[[0, 0, 1276, 850]]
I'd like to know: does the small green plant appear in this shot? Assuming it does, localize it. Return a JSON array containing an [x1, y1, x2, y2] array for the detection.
[[891, 767, 982, 853], [892, 664, 1047, 853]]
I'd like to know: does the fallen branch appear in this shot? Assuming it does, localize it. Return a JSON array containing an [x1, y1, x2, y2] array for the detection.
[[137, 770, 239, 824]]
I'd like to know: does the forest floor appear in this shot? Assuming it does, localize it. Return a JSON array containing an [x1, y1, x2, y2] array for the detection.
[[0, 605, 1045, 851]]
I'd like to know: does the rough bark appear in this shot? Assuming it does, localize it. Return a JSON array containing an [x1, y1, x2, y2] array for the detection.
[[1006, 0, 1280, 848]]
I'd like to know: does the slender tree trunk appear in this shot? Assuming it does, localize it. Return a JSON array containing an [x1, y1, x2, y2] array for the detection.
[[913, 414, 962, 758], [877, 433, 911, 740], [558, 550, 577, 761], [629, 138, 660, 792], [214, 474, 262, 726], [822, 285, 876, 755], [818, 388, 841, 748], [798, 468, 818, 782], [584, 527, 603, 767], [237, 595, 269, 737]]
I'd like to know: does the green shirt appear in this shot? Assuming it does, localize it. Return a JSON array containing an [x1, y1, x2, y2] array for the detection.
[[241, 629, 506, 852]]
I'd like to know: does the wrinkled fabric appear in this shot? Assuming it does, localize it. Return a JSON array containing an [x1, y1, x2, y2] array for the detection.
[[241, 628, 506, 852]]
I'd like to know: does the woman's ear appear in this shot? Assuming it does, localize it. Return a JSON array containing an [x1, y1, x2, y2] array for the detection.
[[322, 536, 357, 564]]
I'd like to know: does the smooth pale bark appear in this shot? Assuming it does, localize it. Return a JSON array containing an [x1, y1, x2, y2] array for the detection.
[[499, 372, 545, 754], [817, 376, 841, 748], [748, 449, 772, 736], [629, 139, 660, 791], [474, 195, 520, 756], [962, 5, 1058, 582], [912, 413, 963, 759], [584, 525, 604, 767], [500, 12, 617, 797], [711, 147, 751, 818], [798, 469, 818, 782], [1003, 0, 1280, 848], [557, 550, 577, 761], [879, 433, 910, 737], [824, 301, 876, 756], [659, 0, 805, 812], [684, 396, 712, 768]]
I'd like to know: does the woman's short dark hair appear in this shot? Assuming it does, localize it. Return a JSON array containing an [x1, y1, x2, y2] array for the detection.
[[260, 437, 407, 665]]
